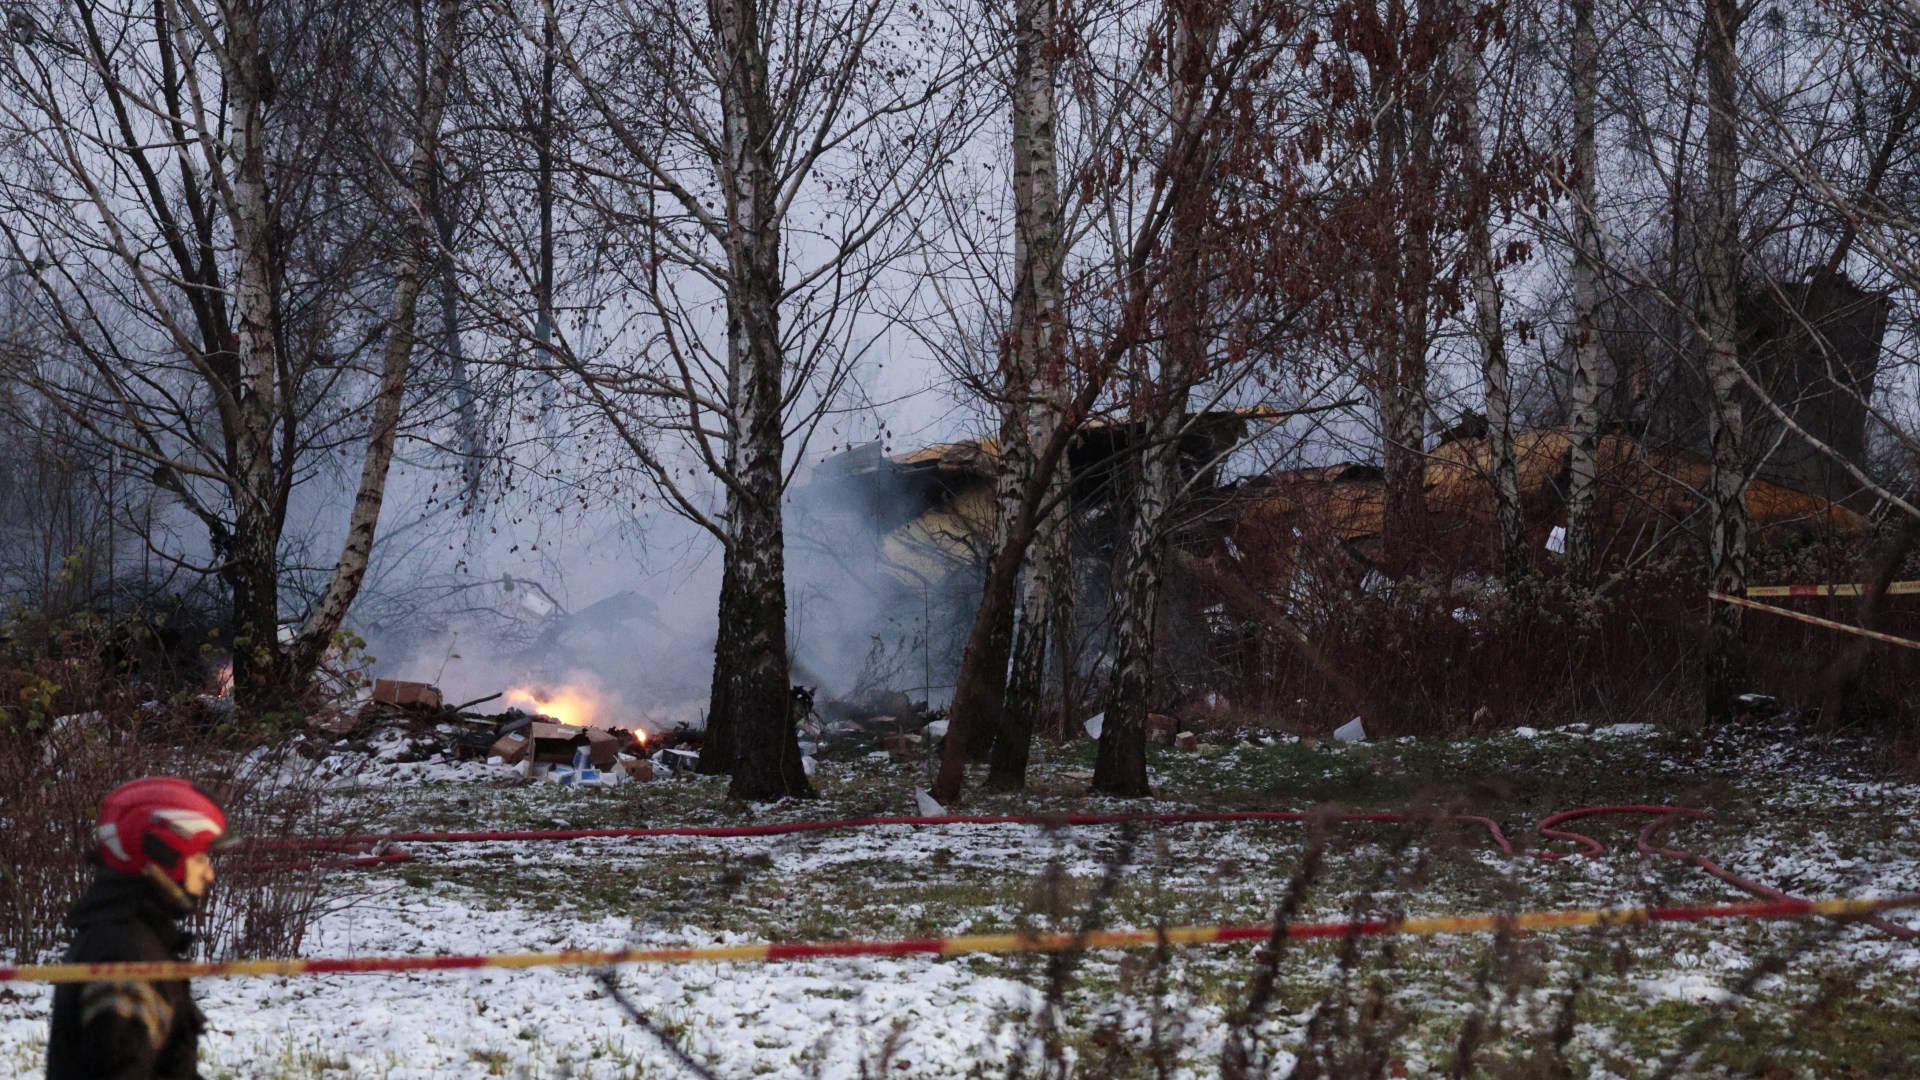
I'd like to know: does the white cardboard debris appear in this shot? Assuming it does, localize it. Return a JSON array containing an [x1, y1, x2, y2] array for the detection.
[[924, 719, 950, 738], [914, 788, 945, 816], [1083, 712, 1104, 739], [1333, 717, 1367, 743], [1546, 524, 1568, 554]]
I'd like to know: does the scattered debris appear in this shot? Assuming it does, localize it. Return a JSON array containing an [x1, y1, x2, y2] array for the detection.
[[1147, 713, 1178, 745], [549, 745, 624, 787], [1083, 712, 1104, 739], [914, 788, 944, 816], [497, 721, 621, 769], [880, 733, 923, 755], [1334, 717, 1367, 743], [651, 747, 702, 775], [1174, 731, 1199, 751], [373, 679, 444, 710]]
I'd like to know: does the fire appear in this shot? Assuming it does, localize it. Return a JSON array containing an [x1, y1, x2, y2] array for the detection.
[[504, 684, 602, 727], [212, 663, 234, 698]]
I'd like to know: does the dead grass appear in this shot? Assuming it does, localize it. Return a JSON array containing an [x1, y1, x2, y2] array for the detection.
[[307, 717, 1920, 1076]]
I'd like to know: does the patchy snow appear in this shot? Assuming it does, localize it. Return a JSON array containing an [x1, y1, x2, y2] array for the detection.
[[1589, 723, 1658, 739], [1, 890, 1052, 1079], [1640, 972, 1736, 1005], [6, 720, 1920, 1077]]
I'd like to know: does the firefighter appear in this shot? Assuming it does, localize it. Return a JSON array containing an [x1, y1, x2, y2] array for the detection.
[[47, 777, 232, 1080]]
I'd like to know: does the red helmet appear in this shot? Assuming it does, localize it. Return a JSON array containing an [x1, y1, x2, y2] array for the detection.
[[95, 777, 231, 882]]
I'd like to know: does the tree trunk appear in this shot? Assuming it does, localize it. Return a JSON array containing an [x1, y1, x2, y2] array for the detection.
[[698, 550, 742, 774], [934, 523, 1031, 803], [1451, 12, 1526, 588], [291, 0, 460, 678], [993, 501, 1068, 788], [1564, 0, 1603, 580], [712, 0, 811, 800], [985, 0, 1067, 790], [1701, 0, 1748, 720], [995, 594, 1047, 789], [1093, 0, 1212, 797], [723, 456, 808, 800], [1093, 408, 1183, 796], [222, 0, 292, 719], [965, 378, 1041, 765], [431, 171, 484, 503], [1375, 4, 1435, 579]]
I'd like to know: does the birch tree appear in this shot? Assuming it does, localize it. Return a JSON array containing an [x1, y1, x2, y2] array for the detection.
[[1450, 0, 1530, 590], [1090, 0, 1223, 796], [1700, 0, 1749, 718], [486, 0, 974, 799], [0, 0, 463, 717], [986, 0, 1072, 790], [1561, 0, 1603, 578]]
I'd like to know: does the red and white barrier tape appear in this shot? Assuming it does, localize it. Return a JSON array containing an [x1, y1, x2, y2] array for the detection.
[[3, 896, 1912, 985]]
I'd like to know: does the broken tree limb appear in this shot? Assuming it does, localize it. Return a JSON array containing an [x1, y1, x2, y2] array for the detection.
[[450, 691, 506, 713]]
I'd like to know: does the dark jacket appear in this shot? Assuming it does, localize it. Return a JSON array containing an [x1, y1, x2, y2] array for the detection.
[[46, 869, 204, 1080]]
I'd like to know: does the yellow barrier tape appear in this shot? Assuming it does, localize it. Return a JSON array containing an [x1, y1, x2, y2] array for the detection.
[[1, 896, 1910, 985], [1711, 592, 1920, 650]]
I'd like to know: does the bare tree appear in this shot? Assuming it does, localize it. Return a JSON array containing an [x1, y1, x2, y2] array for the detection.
[[1562, 0, 1603, 579], [1089, 0, 1223, 796], [988, 0, 1072, 790], [0, 0, 463, 717], [1450, 0, 1532, 590], [480, 0, 975, 799], [1699, 0, 1749, 718], [934, 0, 1323, 802]]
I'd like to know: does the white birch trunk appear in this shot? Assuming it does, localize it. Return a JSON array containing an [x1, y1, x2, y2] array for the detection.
[[1093, 0, 1214, 796], [218, 0, 289, 703], [1451, 15, 1526, 587], [293, 0, 461, 671], [991, 0, 1069, 786], [1702, 0, 1749, 718], [711, 0, 809, 799], [1564, 0, 1604, 579]]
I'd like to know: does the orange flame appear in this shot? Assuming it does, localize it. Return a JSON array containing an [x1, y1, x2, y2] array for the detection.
[[504, 684, 601, 727]]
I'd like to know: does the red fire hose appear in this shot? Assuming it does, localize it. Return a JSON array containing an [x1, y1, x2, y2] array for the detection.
[[247, 805, 1916, 938]]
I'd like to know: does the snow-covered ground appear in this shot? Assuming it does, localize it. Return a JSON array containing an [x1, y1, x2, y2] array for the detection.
[[3, 720, 1918, 1077]]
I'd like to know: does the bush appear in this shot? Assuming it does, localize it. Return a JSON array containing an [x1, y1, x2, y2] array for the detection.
[[1197, 534, 1920, 740], [0, 607, 345, 963]]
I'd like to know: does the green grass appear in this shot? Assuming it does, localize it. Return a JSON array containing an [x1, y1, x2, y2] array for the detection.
[[305, 721, 1920, 1077]]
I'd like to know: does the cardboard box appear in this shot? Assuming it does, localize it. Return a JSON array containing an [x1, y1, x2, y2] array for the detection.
[[488, 722, 620, 768], [489, 728, 532, 764], [372, 679, 443, 710], [1147, 713, 1179, 744]]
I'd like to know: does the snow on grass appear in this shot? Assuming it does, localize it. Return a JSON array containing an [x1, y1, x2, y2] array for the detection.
[[3, 719, 1919, 1076]]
